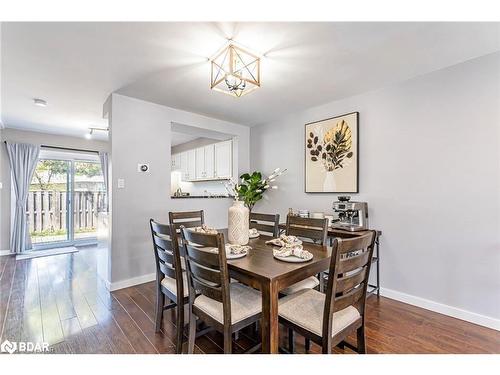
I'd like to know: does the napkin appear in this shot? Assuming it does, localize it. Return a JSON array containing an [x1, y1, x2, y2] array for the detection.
[[273, 244, 313, 260], [192, 225, 218, 235], [249, 228, 259, 236], [208, 244, 250, 255], [266, 234, 302, 247], [226, 244, 251, 255]]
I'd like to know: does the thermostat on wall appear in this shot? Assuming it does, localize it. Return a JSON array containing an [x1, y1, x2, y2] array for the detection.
[[138, 163, 150, 173]]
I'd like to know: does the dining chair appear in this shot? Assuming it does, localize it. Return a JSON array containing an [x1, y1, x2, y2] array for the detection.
[[280, 215, 329, 295], [149, 219, 188, 354], [181, 227, 262, 354], [278, 231, 376, 354], [249, 212, 280, 237], [285, 215, 329, 245], [169, 210, 205, 230], [281, 215, 330, 351]]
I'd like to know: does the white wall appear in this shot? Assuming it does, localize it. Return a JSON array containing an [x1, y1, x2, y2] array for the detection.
[[108, 94, 249, 286], [0, 128, 109, 250], [250, 52, 500, 328], [171, 137, 220, 154]]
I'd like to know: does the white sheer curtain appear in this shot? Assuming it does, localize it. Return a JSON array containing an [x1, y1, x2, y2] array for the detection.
[[5, 142, 40, 253], [98, 151, 109, 212]]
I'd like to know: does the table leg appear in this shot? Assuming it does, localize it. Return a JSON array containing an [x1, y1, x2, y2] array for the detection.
[[261, 281, 279, 354]]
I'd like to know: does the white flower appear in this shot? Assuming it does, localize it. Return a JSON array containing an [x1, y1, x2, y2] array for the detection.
[[256, 189, 262, 193], [264, 184, 269, 189], [271, 186, 278, 190]]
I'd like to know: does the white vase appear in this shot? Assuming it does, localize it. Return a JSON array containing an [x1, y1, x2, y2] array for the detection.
[[228, 200, 249, 245], [323, 171, 337, 192]]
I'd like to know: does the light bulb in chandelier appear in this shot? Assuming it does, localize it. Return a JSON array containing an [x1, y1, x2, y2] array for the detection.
[[225, 74, 246, 93]]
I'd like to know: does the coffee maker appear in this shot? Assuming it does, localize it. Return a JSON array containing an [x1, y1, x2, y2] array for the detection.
[[332, 196, 369, 231]]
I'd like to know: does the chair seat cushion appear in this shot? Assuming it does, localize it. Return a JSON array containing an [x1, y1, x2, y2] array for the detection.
[[194, 283, 261, 324], [279, 289, 360, 337], [280, 276, 320, 295], [161, 272, 189, 298]]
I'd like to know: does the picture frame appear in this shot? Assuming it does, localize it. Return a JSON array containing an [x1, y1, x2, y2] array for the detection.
[[305, 111, 359, 193]]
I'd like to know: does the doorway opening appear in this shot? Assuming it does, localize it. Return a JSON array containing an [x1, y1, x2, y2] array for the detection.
[[27, 148, 106, 250]]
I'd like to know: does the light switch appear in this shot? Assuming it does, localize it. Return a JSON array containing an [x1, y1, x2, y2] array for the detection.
[[117, 178, 125, 189]]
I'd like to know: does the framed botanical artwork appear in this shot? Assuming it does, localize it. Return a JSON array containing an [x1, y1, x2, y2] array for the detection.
[[305, 112, 359, 193]]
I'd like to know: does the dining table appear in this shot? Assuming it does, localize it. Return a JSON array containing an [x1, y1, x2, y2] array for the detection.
[[218, 228, 332, 354]]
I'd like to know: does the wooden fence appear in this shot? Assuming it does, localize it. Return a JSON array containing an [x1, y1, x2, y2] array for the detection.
[[27, 190, 107, 234]]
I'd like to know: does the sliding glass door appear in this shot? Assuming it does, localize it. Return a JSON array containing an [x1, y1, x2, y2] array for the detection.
[[28, 151, 105, 249], [73, 160, 106, 242], [29, 159, 71, 246]]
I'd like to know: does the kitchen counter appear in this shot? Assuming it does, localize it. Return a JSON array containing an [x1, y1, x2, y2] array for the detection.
[[170, 195, 234, 199]]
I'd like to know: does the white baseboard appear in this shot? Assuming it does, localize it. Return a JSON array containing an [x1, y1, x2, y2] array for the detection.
[[0, 250, 11, 257], [380, 287, 500, 331], [109, 273, 156, 292]]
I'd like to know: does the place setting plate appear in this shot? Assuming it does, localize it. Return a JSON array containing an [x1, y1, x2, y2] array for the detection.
[[225, 244, 249, 259], [273, 252, 313, 263], [248, 229, 260, 239]]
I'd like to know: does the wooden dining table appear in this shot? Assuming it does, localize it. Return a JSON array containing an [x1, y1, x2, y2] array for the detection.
[[218, 229, 331, 354]]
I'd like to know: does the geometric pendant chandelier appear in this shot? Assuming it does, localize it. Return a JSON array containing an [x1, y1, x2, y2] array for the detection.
[[210, 41, 261, 98]]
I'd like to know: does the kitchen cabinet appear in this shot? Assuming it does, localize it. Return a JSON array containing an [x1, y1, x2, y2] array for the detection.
[[214, 140, 232, 179], [195, 144, 215, 180], [178, 140, 232, 182], [171, 153, 181, 171], [180, 152, 188, 180], [187, 149, 196, 181]]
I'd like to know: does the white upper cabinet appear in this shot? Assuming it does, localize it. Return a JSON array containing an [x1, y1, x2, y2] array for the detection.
[[180, 152, 188, 180], [177, 140, 232, 182], [214, 140, 232, 179], [172, 153, 181, 171], [195, 147, 205, 179], [204, 144, 215, 178], [187, 149, 196, 181]]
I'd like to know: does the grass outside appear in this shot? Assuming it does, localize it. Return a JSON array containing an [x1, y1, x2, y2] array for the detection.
[[31, 227, 97, 244]]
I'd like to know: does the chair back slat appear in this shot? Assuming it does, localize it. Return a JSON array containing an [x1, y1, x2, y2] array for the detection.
[[322, 231, 376, 338], [171, 210, 205, 220], [184, 230, 219, 247], [191, 278, 223, 302], [337, 234, 374, 255], [286, 215, 328, 245], [175, 219, 204, 229], [333, 284, 365, 312], [156, 247, 174, 265], [152, 235, 173, 252], [188, 259, 222, 284], [159, 261, 177, 279], [185, 244, 220, 267], [337, 250, 371, 274], [335, 267, 367, 294], [181, 227, 232, 318]]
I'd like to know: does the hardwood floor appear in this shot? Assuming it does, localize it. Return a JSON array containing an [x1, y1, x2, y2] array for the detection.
[[0, 247, 498, 354]]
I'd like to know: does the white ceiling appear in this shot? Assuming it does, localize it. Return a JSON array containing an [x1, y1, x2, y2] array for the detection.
[[170, 132, 199, 146], [1, 22, 499, 139]]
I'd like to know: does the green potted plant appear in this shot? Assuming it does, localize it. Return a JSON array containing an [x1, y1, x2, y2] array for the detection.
[[225, 168, 286, 212]]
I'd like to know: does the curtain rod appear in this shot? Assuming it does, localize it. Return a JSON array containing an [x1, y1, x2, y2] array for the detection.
[[3, 141, 100, 154], [41, 145, 100, 154]]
